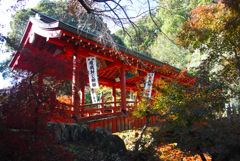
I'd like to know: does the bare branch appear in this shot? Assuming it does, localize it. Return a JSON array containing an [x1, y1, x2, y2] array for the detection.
[[103, 2, 132, 38], [146, 0, 177, 47], [78, 0, 94, 13]]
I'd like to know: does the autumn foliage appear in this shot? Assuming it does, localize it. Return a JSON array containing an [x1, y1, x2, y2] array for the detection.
[[0, 78, 74, 160], [178, 1, 231, 48], [177, 0, 240, 88], [0, 45, 89, 160], [132, 62, 232, 160]]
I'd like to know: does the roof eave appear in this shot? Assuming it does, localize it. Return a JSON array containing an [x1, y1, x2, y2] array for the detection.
[[29, 10, 194, 78]]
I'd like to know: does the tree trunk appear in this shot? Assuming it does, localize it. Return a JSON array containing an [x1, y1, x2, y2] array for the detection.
[[29, 73, 41, 141], [197, 146, 207, 161], [134, 114, 150, 151]]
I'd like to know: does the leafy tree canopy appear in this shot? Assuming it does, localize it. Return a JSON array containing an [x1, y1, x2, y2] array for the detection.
[[115, 0, 212, 68], [178, 1, 240, 98]]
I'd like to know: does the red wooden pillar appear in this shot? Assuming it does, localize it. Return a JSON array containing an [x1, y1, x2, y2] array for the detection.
[[121, 63, 127, 115], [72, 53, 80, 117], [81, 85, 85, 105], [80, 85, 85, 117], [112, 84, 116, 113]]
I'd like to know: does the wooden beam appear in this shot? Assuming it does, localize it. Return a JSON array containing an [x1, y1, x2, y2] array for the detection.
[[47, 38, 65, 47], [109, 68, 120, 80], [77, 46, 89, 58], [64, 43, 76, 55], [10, 53, 21, 71], [98, 62, 122, 74], [116, 83, 135, 89], [99, 78, 114, 86], [107, 68, 117, 80], [47, 38, 153, 74], [115, 72, 146, 86], [126, 73, 146, 81], [88, 51, 115, 62], [130, 64, 151, 73], [47, 39, 112, 59], [102, 68, 113, 79], [125, 65, 131, 70], [77, 47, 115, 62]]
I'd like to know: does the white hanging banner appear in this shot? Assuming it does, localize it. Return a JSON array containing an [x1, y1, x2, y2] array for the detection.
[[90, 88, 98, 104], [144, 73, 155, 98], [130, 89, 134, 101], [79, 90, 82, 105], [86, 57, 99, 89], [129, 89, 136, 106]]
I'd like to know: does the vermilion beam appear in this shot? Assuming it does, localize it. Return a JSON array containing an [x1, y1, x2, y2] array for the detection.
[[102, 68, 113, 79], [128, 64, 151, 73], [109, 68, 119, 80], [47, 38, 65, 47], [98, 62, 122, 74], [106, 68, 117, 80], [99, 78, 114, 86], [116, 72, 146, 86]]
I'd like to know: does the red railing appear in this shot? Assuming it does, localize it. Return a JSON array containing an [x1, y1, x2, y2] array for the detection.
[[50, 100, 137, 123], [79, 101, 136, 116], [49, 100, 162, 133]]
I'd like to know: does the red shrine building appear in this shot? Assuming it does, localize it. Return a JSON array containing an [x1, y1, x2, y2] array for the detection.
[[9, 11, 195, 126]]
